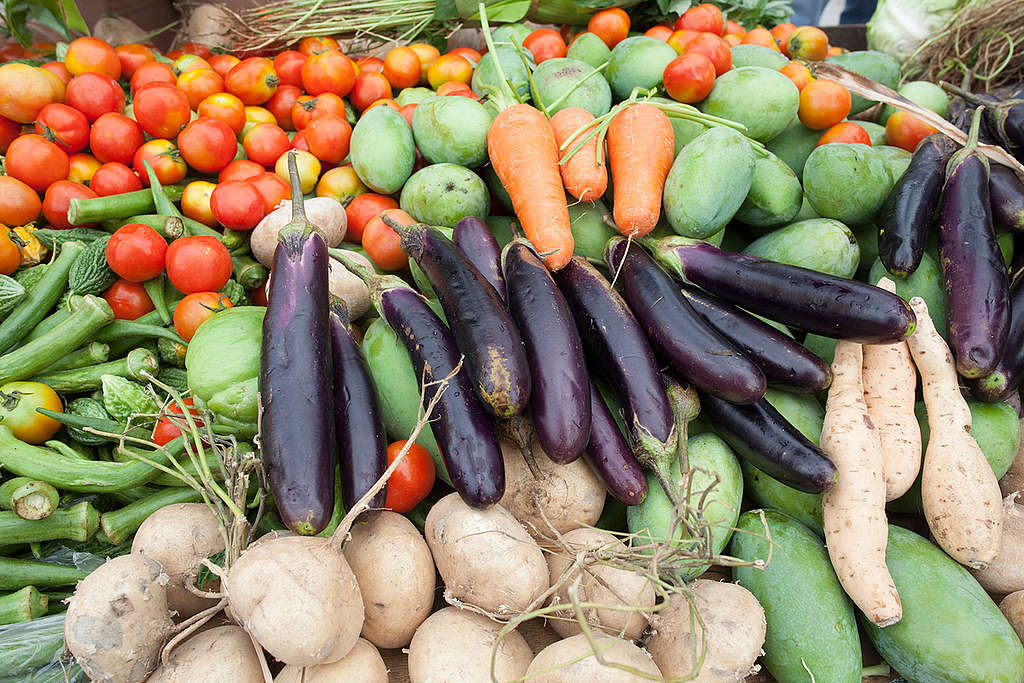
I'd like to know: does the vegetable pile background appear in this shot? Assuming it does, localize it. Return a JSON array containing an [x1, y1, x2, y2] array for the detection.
[[2, 2, 1024, 681]]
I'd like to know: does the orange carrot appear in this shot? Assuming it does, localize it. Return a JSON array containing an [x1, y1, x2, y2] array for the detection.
[[551, 107, 608, 203], [606, 103, 675, 237], [488, 103, 574, 271]]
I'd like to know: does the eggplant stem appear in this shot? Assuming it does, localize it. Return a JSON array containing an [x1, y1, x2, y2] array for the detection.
[[500, 416, 542, 480], [286, 152, 307, 224]]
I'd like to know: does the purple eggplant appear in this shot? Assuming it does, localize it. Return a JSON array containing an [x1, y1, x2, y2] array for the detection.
[[604, 237, 766, 404], [700, 391, 838, 493], [947, 85, 1024, 158], [877, 134, 956, 276], [384, 216, 530, 419], [260, 153, 336, 535], [502, 239, 590, 463], [329, 297, 387, 510], [968, 276, 1024, 402], [454, 217, 506, 300], [679, 285, 832, 393], [333, 252, 504, 508], [991, 164, 1024, 234], [646, 237, 916, 344], [939, 108, 1011, 378], [585, 381, 648, 505], [555, 257, 678, 498]]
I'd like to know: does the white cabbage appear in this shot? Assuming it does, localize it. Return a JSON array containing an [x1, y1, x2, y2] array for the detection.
[[866, 0, 961, 63]]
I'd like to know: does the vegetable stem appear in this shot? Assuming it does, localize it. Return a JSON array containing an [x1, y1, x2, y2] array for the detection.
[[0, 502, 99, 545], [67, 185, 186, 224], [0, 557, 88, 590], [0, 479, 59, 520], [0, 587, 47, 625]]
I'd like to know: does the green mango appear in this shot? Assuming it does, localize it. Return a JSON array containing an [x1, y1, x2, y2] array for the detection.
[[854, 120, 888, 146], [869, 252, 947, 339], [875, 144, 913, 182], [879, 80, 950, 125], [565, 31, 612, 68], [734, 151, 803, 228], [399, 164, 489, 227], [824, 50, 901, 114], [567, 199, 615, 261], [700, 67, 799, 142], [472, 46, 532, 100], [605, 36, 676, 100], [743, 218, 859, 278], [531, 57, 612, 117], [730, 44, 788, 70], [412, 96, 491, 167], [765, 119, 821, 178], [350, 105, 415, 194], [803, 143, 891, 226]]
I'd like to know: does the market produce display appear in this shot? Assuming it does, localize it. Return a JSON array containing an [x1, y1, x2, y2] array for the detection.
[[1, 1, 1024, 680]]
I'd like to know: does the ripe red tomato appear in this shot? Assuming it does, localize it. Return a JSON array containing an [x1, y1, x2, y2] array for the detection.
[[173, 292, 234, 342], [225, 57, 279, 105], [770, 23, 796, 55], [219, 159, 264, 183], [133, 82, 191, 140], [523, 28, 567, 63], [780, 61, 814, 91], [114, 43, 155, 78], [65, 37, 120, 80], [250, 172, 292, 213], [39, 61, 71, 86], [676, 3, 725, 35], [663, 52, 717, 103], [587, 8, 630, 48], [298, 37, 339, 56], [177, 68, 225, 110], [165, 235, 233, 293], [273, 51, 306, 88], [210, 181, 265, 230], [152, 397, 203, 445], [301, 49, 355, 97], [130, 61, 177, 93], [348, 72, 392, 112], [208, 54, 241, 78], [291, 93, 346, 130], [644, 25, 674, 41], [41, 180, 97, 229], [265, 84, 302, 130], [817, 121, 872, 146], [34, 103, 89, 153], [303, 114, 352, 164], [0, 115, 20, 154], [89, 113, 144, 165], [362, 208, 411, 271], [399, 103, 416, 127], [356, 56, 385, 74], [65, 73, 124, 122], [242, 122, 290, 167], [383, 440, 435, 513], [178, 42, 213, 60], [106, 223, 168, 282], [133, 138, 188, 186], [103, 279, 154, 320], [886, 111, 938, 153], [90, 162, 142, 196], [197, 92, 246, 134], [345, 192, 397, 243], [683, 33, 732, 76], [177, 117, 238, 173], [4, 134, 69, 192]]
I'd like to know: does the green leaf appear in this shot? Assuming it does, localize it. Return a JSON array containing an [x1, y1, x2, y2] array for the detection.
[[37, 0, 89, 35], [457, 0, 530, 22], [2, 0, 87, 46], [195, 550, 226, 590], [434, 0, 458, 21], [3, 0, 34, 46], [658, 0, 692, 14]]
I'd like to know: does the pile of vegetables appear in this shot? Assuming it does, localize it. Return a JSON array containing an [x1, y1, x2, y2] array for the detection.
[[1, 2, 1024, 681]]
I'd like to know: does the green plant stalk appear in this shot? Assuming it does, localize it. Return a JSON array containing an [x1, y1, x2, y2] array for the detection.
[[100, 487, 203, 545], [35, 342, 109, 375], [0, 558, 88, 590], [0, 587, 47, 625], [143, 276, 171, 325], [0, 241, 84, 354], [0, 295, 114, 385], [143, 162, 224, 240], [93, 320, 185, 345], [32, 348, 160, 393], [44, 441, 92, 460], [23, 296, 83, 343], [0, 502, 99, 545], [0, 479, 59, 520], [101, 214, 185, 241], [67, 185, 187, 224]]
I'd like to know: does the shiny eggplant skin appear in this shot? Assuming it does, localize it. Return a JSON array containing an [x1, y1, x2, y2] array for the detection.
[[454, 216, 507, 300], [585, 381, 649, 505], [991, 164, 1024, 234], [968, 277, 1024, 401]]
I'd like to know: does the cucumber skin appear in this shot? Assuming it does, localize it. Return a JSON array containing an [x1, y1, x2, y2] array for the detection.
[[863, 525, 1024, 683], [731, 509, 861, 683]]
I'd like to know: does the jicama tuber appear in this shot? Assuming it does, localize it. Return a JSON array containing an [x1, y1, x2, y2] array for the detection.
[[970, 494, 1024, 594], [905, 296, 1003, 569], [821, 340, 901, 627]]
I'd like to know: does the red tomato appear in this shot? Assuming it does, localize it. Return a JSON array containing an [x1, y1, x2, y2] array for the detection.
[[770, 23, 796, 54], [66, 153, 101, 184], [383, 440, 435, 513], [65, 37, 120, 80], [181, 180, 217, 226], [34, 103, 89, 153], [106, 223, 167, 282], [290, 128, 310, 152], [265, 84, 302, 130], [523, 28, 567, 63], [177, 68, 224, 110], [667, 29, 700, 54], [298, 37, 339, 56], [303, 114, 352, 164], [65, 73, 124, 122], [345, 192, 397, 243], [741, 27, 780, 50], [90, 162, 142, 196], [676, 3, 725, 35], [42, 180, 97, 229], [362, 208, 411, 270], [448, 47, 482, 65], [291, 93, 346, 130], [225, 57, 279, 105], [435, 81, 475, 98], [250, 279, 269, 306], [130, 61, 176, 93], [356, 56, 384, 74], [645, 25, 674, 41], [133, 138, 188, 186], [177, 117, 238, 173], [886, 111, 938, 153], [0, 115, 20, 154], [349, 72, 392, 112], [103, 279, 154, 320], [0, 176, 41, 226], [242, 122, 290, 167], [210, 181, 265, 230], [89, 113, 144, 165], [165, 235, 233, 293], [663, 52, 717, 103], [114, 44, 155, 78], [683, 33, 732, 76], [4, 134, 69, 192], [208, 54, 240, 78], [399, 103, 416, 127], [382, 47, 420, 90], [152, 397, 203, 445], [179, 42, 212, 59], [197, 91, 246, 134], [724, 20, 746, 37], [219, 159, 264, 183], [273, 51, 306, 88], [302, 49, 355, 97], [587, 8, 630, 48], [173, 292, 234, 342], [133, 82, 191, 139], [798, 79, 851, 130], [250, 172, 292, 213], [817, 121, 872, 146]]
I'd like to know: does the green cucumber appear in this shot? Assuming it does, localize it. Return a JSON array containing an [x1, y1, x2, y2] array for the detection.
[[99, 487, 203, 545], [0, 587, 47, 625], [0, 295, 114, 385], [35, 342, 108, 375], [156, 366, 188, 393], [67, 185, 186, 224], [32, 348, 159, 393], [862, 525, 1024, 682], [742, 218, 859, 278], [67, 237, 115, 296], [0, 502, 98, 545], [0, 276, 26, 320], [0, 241, 85, 354], [731, 509, 861, 683]]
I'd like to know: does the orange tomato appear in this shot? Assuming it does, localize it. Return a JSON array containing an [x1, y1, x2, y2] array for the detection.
[[177, 68, 225, 110], [316, 165, 367, 205], [587, 8, 630, 48], [399, 103, 417, 127], [0, 64, 59, 123], [130, 61, 177, 93], [349, 72, 393, 112], [675, 4, 725, 35], [741, 27, 780, 50], [346, 193, 398, 243], [304, 114, 352, 163], [448, 47, 482, 66], [684, 33, 732, 76], [885, 111, 938, 152], [667, 29, 700, 54], [786, 26, 829, 61], [408, 43, 440, 83], [39, 61, 71, 85], [208, 54, 241, 78], [798, 79, 851, 130], [770, 23, 796, 54], [178, 42, 213, 60], [523, 28, 568, 63], [114, 43, 155, 78], [226, 57, 279, 105], [663, 52, 716, 103], [817, 121, 871, 146], [172, 54, 213, 77], [64, 37, 120, 79], [723, 34, 742, 46], [0, 176, 41, 226], [66, 153, 101, 184], [301, 49, 356, 97], [427, 54, 473, 89], [383, 46, 421, 90], [435, 81, 476, 98], [198, 92, 246, 133], [298, 36, 340, 56], [219, 159, 264, 183], [240, 105, 277, 139], [356, 56, 385, 74], [0, 229, 20, 275], [265, 84, 303, 129], [291, 92, 347, 130], [273, 50, 306, 87], [724, 20, 746, 37], [5, 134, 68, 191], [250, 171, 292, 213], [0, 114, 19, 153], [644, 25, 674, 41], [779, 60, 814, 91], [362, 208, 412, 270]]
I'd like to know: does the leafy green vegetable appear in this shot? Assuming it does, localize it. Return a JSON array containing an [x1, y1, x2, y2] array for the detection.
[[2, 0, 88, 47], [866, 0, 961, 62]]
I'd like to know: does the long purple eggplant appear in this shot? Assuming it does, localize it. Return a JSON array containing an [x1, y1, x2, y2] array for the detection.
[[502, 239, 590, 463], [646, 237, 916, 344], [329, 297, 387, 510], [939, 108, 1011, 378], [454, 217, 506, 300], [699, 391, 838, 493], [968, 276, 1024, 402], [947, 85, 1024, 158], [384, 216, 530, 419], [991, 164, 1024, 234], [260, 153, 336, 535], [555, 257, 678, 498], [333, 252, 504, 508], [877, 134, 956, 276], [679, 285, 832, 393], [605, 237, 766, 404], [585, 381, 648, 505]]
